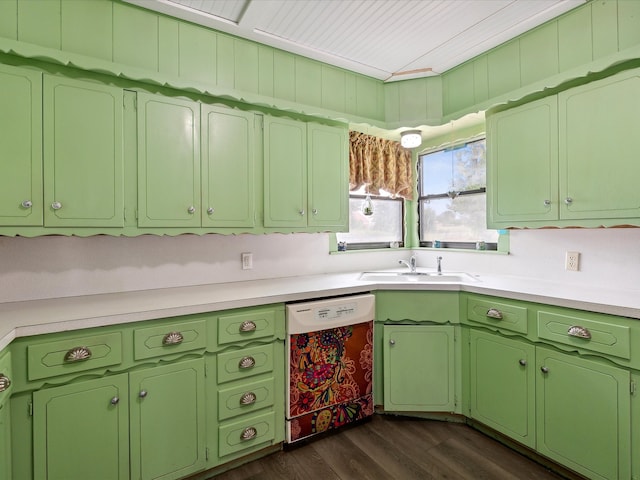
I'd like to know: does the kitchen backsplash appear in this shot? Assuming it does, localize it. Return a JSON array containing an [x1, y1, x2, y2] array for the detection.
[[1, 228, 639, 303]]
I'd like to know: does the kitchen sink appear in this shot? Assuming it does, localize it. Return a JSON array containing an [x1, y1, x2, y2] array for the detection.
[[359, 271, 479, 283]]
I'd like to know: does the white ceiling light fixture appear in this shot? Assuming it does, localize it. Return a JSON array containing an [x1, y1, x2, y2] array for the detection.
[[401, 130, 422, 149]]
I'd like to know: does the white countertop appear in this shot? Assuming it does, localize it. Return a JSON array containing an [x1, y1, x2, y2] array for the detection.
[[1, 270, 638, 350]]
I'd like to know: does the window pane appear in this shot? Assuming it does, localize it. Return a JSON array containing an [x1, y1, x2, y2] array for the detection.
[[421, 139, 486, 194], [337, 198, 403, 244], [420, 194, 498, 244]]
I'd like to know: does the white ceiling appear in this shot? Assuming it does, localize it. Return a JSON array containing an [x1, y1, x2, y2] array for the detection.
[[126, 0, 585, 82]]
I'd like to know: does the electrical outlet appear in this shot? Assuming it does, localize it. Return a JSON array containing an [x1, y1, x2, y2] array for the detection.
[[565, 251, 580, 271], [241, 252, 253, 270]]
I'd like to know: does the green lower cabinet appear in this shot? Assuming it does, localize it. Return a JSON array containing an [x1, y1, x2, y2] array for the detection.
[[632, 371, 640, 480], [536, 346, 631, 480], [32, 374, 130, 480], [469, 330, 535, 448], [129, 359, 206, 480], [0, 400, 10, 480], [383, 325, 456, 412]]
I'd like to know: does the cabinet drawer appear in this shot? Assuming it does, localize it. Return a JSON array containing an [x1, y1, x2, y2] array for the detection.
[[218, 411, 276, 458], [537, 310, 630, 360], [218, 376, 275, 421], [133, 319, 206, 360], [0, 351, 12, 400], [466, 296, 528, 334], [27, 332, 122, 381], [217, 309, 277, 345], [217, 344, 274, 384]]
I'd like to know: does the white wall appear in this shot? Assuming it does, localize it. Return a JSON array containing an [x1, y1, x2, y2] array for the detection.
[[1, 228, 639, 304]]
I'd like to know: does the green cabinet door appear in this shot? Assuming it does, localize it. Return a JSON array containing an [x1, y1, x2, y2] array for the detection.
[[559, 68, 640, 220], [536, 346, 631, 480], [383, 325, 455, 412], [201, 105, 255, 227], [263, 116, 307, 228], [129, 358, 205, 480], [0, 400, 10, 480], [137, 93, 200, 227], [307, 123, 348, 230], [0, 64, 42, 226], [43, 76, 124, 227], [487, 95, 558, 227], [32, 374, 130, 480], [469, 330, 535, 448]]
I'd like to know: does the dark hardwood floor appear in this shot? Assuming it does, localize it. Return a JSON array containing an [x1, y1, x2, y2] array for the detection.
[[214, 415, 573, 480]]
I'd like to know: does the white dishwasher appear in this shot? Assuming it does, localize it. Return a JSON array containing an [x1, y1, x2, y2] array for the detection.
[[285, 293, 375, 443]]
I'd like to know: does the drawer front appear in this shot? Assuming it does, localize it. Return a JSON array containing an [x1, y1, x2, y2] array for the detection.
[[218, 410, 276, 458], [217, 309, 277, 345], [133, 319, 207, 360], [217, 344, 274, 384], [27, 332, 122, 381], [0, 351, 12, 400], [218, 376, 275, 421], [466, 296, 528, 334], [537, 310, 631, 359]]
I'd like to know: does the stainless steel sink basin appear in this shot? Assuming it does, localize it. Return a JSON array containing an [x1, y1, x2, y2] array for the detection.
[[359, 271, 479, 283]]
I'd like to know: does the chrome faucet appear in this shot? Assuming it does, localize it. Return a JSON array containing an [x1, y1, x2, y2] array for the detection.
[[398, 255, 417, 273], [436, 256, 443, 275]]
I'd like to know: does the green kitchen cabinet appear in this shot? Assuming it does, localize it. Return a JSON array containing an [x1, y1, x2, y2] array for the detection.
[[129, 358, 206, 480], [43, 76, 124, 228], [0, 64, 43, 227], [306, 122, 348, 230], [487, 95, 558, 226], [137, 92, 201, 228], [558, 68, 640, 221], [468, 329, 536, 448], [264, 116, 348, 231], [487, 66, 640, 228], [32, 374, 130, 480], [201, 105, 255, 228], [536, 345, 631, 480], [383, 325, 456, 412], [0, 400, 10, 480]]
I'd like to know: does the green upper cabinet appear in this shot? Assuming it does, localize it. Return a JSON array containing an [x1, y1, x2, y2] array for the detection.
[[201, 105, 255, 228], [559, 68, 640, 221], [0, 64, 42, 227], [307, 123, 348, 230], [264, 116, 307, 228], [137, 92, 201, 228], [43, 76, 124, 227], [488, 67, 640, 228], [264, 116, 348, 231], [536, 346, 631, 480], [487, 96, 558, 226]]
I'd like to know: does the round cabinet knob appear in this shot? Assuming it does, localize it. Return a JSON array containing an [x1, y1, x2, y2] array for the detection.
[[21, 200, 33, 208], [187, 206, 196, 214], [564, 197, 573, 205], [298, 209, 305, 216], [139, 390, 148, 398], [51, 201, 62, 210], [389, 339, 396, 345], [543, 199, 551, 207], [110, 396, 120, 405], [207, 207, 214, 215], [540, 366, 549, 374], [312, 208, 318, 215], [518, 359, 527, 366]]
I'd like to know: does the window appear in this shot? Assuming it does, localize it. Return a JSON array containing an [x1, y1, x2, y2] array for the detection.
[[418, 138, 498, 249], [336, 186, 404, 250]]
